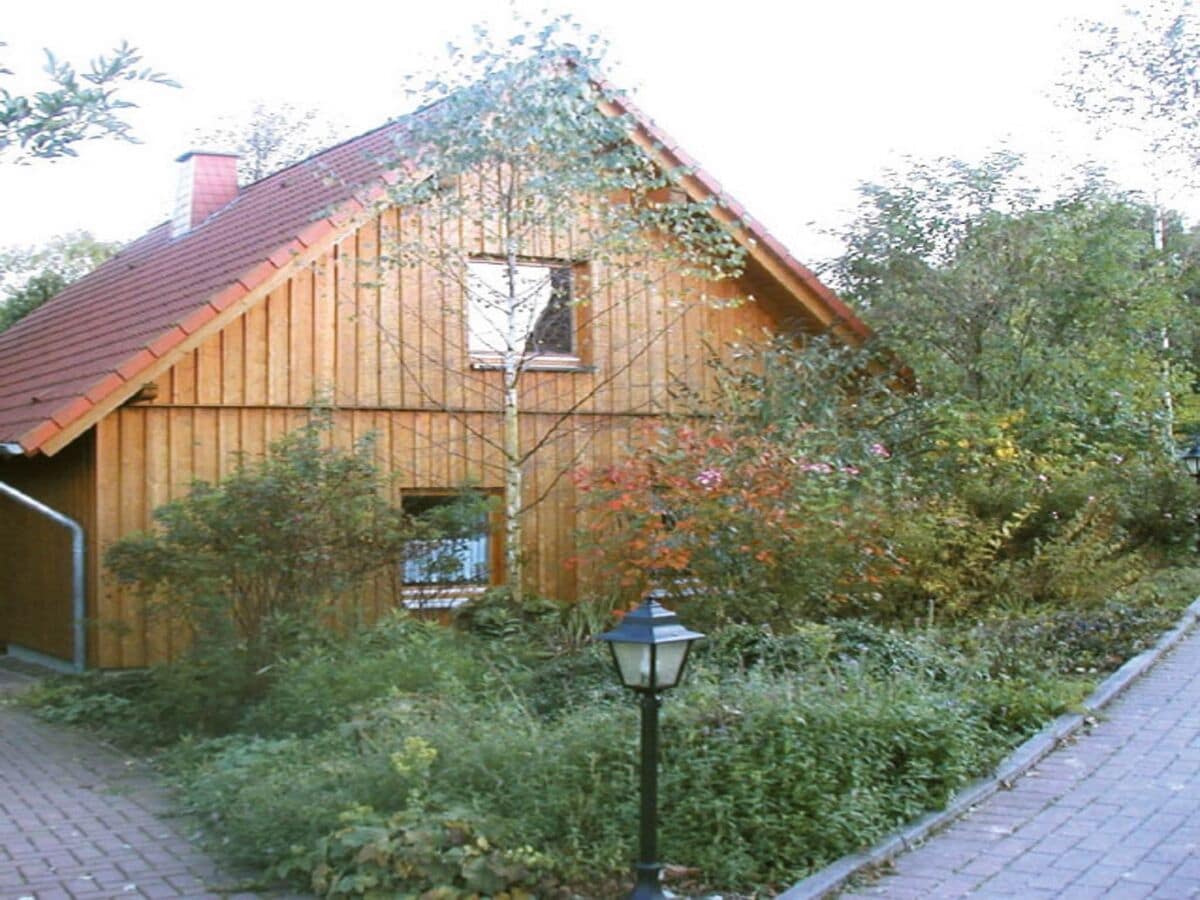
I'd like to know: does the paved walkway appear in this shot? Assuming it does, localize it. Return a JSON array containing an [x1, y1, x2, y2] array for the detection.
[[842, 624, 1200, 899], [0, 664, 280, 900]]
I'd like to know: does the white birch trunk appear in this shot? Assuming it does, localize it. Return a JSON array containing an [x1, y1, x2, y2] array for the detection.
[[503, 236, 524, 603], [1154, 203, 1175, 454]]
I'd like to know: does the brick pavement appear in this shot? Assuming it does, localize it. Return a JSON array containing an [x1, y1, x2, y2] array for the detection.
[[0, 664, 287, 900], [842, 624, 1200, 899]]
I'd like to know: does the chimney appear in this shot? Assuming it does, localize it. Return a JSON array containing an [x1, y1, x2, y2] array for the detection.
[[171, 151, 239, 238]]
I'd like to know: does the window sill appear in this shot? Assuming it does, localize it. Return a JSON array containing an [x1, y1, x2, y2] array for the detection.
[[469, 354, 594, 373], [401, 583, 487, 610]]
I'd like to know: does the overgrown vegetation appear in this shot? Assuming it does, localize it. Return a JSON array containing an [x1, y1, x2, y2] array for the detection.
[[575, 336, 1197, 633], [31, 590, 1194, 897], [27, 389, 1197, 895]]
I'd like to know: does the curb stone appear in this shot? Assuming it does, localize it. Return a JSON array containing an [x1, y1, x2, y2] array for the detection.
[[776, 594, 1200, 900]]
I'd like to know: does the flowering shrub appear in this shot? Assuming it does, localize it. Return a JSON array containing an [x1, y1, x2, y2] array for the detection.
[[574, 420, 908, 629]]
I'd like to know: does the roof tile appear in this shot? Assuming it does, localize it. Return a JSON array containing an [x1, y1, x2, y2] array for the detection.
[[236, 259, 279, 293], [117, 349, 158, 381], [177, 305, 219, 336], [85, 373, 125, 404], [19, 420, 61, 452], [295, 219, 335, 248], [146, 327, 188, 359], [209, 285, 247, 313], [51, 396, 93, 429], [268, 239, 305, 268]]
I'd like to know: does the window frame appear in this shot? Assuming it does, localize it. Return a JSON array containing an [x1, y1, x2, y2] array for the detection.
[[464, 256, 591, 371], [398, 490, 502, 610]]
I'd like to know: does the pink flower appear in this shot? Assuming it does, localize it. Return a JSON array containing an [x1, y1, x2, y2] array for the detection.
[[695, 468, 724, 489], [801, 462, 834, 474], [869, 442, 891, 459], [842, 466, 861, 476]]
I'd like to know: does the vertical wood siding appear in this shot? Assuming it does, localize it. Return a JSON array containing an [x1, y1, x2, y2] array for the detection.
[[0, 432, 96, 664], [94, 207, 787, 667]]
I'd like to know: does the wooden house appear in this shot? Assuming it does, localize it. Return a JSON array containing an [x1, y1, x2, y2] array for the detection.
[[0, 83, 871, 670]]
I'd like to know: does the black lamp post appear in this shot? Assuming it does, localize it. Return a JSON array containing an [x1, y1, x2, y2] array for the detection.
[[1180, 436, 1200, 483], [597, 591, 704, 900], [1179, 437, 1200, 552]]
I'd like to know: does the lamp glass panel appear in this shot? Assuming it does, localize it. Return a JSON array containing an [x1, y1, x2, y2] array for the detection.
[[611, 641, 653, 689], [1187, 455, 1200, 477], [654, 641, 690, 689]]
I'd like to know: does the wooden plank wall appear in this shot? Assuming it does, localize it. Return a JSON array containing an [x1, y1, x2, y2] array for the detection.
[[92, 206, 779, 667], [0, 432, 96, 664]]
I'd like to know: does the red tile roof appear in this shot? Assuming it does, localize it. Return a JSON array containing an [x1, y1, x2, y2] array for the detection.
[[0, 92, 871, 456], [0, 120, 406, 453]]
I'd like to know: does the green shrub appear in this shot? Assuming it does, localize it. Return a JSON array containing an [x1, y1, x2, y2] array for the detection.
[[690, 622, 836, 675], [105, 417, 428, 672], [239, 615, 509, 738], [22, 667, 243, 747], [967, 602, 1183, 678], [957, 675, 1089, 737], [283, 803, 552, 898], [100, 416, 492, 732], [518, 642, 625, 717], [23, 677, 136, 726], [662, 676, 996, 887], [172, 730, 392, 866], [30, 570, 1195, 897]]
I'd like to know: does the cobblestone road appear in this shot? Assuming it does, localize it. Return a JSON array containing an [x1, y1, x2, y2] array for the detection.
[[0, 664, 282, 900], [842, 625, 1200, 898]]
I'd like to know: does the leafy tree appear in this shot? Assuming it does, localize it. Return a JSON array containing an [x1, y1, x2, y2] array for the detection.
[[0, 230, 117, 330], [190, 101, 347, 184], [1062, 3, 1200, 445], [373, 17, 746, 602], [826, 153, 1193, 456], [0, 40, 176, 163], [1067, 0, 1200, 176]]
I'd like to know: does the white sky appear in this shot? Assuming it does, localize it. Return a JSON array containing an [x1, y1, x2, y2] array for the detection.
[[0, 0, 1177, 269]]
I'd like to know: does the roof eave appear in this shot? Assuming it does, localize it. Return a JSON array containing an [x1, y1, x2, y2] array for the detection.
[[25, 179, 396, 458], [589, 73, 872, 344]]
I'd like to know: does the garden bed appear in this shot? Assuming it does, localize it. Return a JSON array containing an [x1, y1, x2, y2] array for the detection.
[[24, 568, 1197, 898]]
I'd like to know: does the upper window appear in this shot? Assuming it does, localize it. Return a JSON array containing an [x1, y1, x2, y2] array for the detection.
[[466, 259, 574, 361]]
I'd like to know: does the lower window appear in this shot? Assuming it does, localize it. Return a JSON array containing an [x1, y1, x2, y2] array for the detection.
[[400, 492, 495, 609]]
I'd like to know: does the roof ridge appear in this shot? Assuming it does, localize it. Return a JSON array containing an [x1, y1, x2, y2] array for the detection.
[[229, 95, 454, 194]]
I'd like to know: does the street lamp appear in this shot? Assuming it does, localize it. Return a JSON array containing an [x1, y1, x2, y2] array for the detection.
[[597, 591, 704, 900], [1179, 436, 1200, 553], [1180, 436, 1200, 483]]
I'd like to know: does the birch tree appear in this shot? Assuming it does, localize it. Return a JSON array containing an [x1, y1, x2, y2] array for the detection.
[[1064, 0, 1200, 447], [372, 19, 746, 602]]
